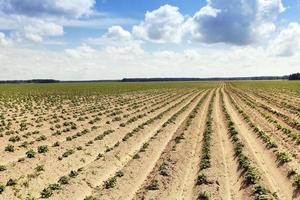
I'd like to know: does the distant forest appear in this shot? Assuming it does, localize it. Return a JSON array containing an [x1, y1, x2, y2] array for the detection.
[[121, 76, 288, 82], [0, 73, 299, 84], [289, 73, 300, 80]]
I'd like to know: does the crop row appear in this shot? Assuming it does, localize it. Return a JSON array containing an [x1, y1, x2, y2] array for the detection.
[[230, 87, 300, 132], [36, 91, 205, 199], [226, 89, 300, 190], [76, 91, 207, 199], [221, 91, 275, 200], [230, 88, 300, 144], [0, 91, 198, 198], [195, 91, 215, 200]]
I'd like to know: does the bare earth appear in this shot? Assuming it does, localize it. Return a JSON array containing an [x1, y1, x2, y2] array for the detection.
[[0, 84, 300, 200]]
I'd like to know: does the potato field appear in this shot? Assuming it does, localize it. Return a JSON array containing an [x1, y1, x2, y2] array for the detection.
[[0, 81, 300, 200]]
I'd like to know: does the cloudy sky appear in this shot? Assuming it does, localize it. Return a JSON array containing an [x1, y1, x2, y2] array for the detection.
[[0, 0, 300, 80]]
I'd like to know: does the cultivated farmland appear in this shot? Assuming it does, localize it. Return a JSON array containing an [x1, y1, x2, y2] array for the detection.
[[0, 81, 300, 200]]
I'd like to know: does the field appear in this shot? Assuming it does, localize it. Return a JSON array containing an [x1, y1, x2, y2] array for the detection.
[[0, 81, 300, 200]]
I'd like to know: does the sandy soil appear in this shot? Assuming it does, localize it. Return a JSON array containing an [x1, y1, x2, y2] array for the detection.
[[1, 85, 299, 200], [223, 88, 295, 200]]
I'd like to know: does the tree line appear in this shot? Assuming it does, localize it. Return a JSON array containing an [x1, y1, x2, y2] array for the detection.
[[289, 73, 300, 80]]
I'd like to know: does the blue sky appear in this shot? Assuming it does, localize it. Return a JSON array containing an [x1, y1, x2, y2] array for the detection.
[[0, 0, 300, 80], [97, 0, 299, 19], [96, 0, 206, 17], [60, 0, 300, 47], [53, 0, 208, 48]]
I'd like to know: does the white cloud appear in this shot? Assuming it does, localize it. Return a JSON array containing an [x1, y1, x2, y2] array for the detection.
[[58, 17, 138, 29], [257, 0, 285, 21], [88, 26, 132, 45], [0, 0, 95, 18], [254, 0, 285, 39], [0, 32, 10, 46], [197, 5, 220, 17], [104, 43, 144, 58], [132, 4, 185, 43], [84, 25, 145, 61], [152, 50, 178, 59], [104, 26, 131, 40], [268, 22, 300, 57], [1, 43, 299, 80], [65, 43, 96, 59], [14, 20, 64, 43], [0, 0, 139, 45], [188, 0, 285, 45], [0, 0, 98, 44]]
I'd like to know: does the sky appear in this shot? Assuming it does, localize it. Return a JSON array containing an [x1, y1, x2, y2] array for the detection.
[[0, 0, 300, 80]]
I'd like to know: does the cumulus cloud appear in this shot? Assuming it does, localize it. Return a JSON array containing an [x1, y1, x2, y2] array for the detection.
[[188, 0, 285, 45], [254, 0, 285, 39], [268, 22, 300, 57], [0, 0, 95, 18], [0, 0, 98, 44], [88, 26, 133, 45], [196, 5, 220, 17], [0, 32, 10, 46], [65, 43, 96, 58], [130, 1, 284, 45], [132, 5, 184, 43], [104, 26, 132, 40], [14, 20, 64, 43], [257, 0, 285, 21], [84, 25, 144, 61]]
